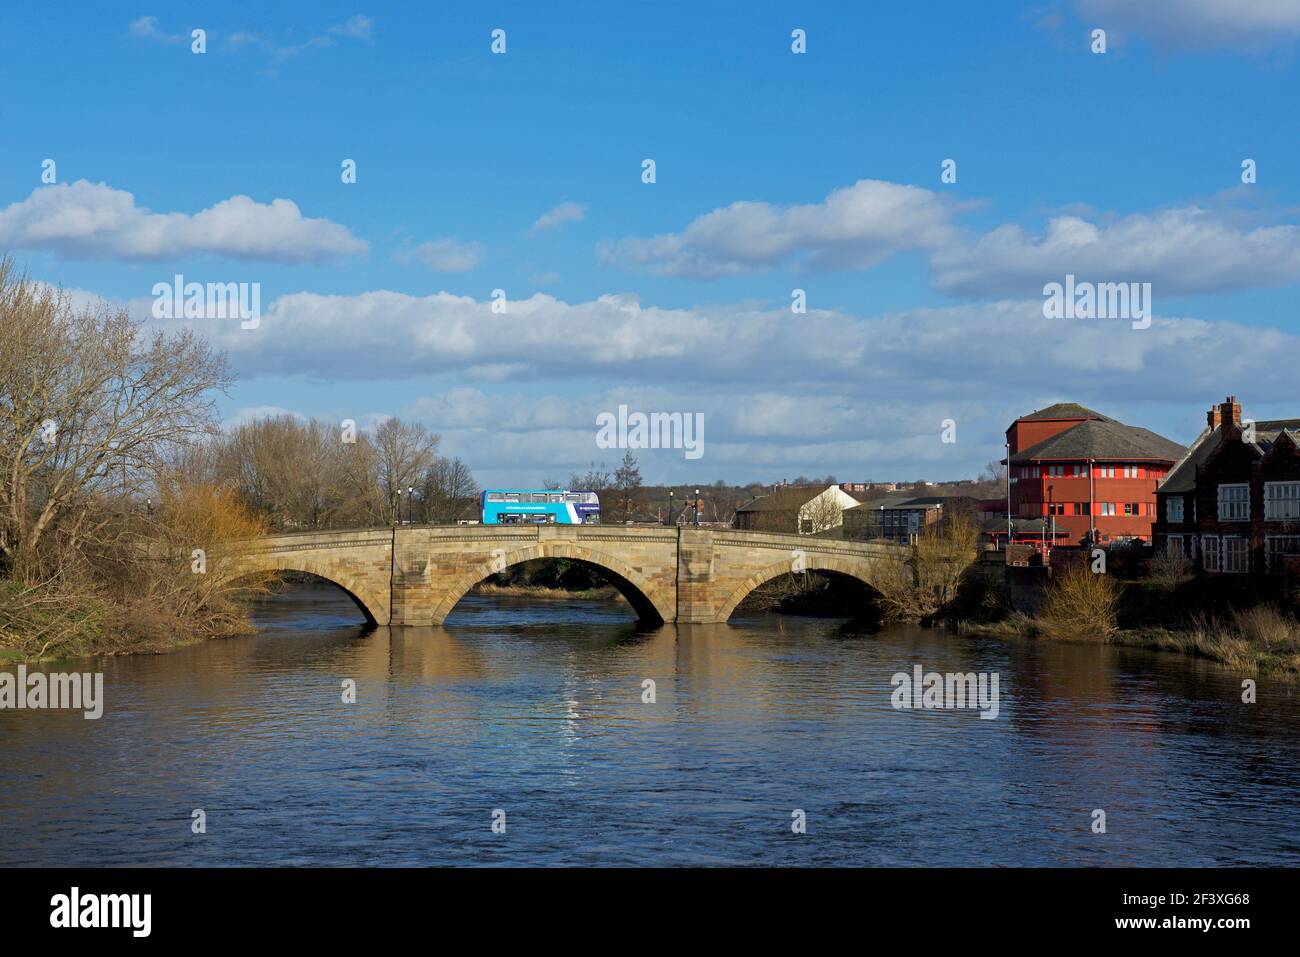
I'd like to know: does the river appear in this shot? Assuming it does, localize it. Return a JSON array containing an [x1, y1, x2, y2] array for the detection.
[[2, 581, 1298, 866]]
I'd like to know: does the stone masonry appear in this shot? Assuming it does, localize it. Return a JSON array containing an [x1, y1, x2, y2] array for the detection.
[[222, 525, 905, 626]]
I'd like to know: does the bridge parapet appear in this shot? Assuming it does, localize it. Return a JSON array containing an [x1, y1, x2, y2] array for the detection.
[[238, 526, 396, 555]]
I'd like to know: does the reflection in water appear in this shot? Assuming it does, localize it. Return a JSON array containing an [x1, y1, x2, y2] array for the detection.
[[1, 581, 1298, 866]]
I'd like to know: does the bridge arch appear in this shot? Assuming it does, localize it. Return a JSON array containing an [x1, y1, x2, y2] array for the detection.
[[224, 560, 388, 626], [430, 542, 673, 626], [714, 555, 883, 622]]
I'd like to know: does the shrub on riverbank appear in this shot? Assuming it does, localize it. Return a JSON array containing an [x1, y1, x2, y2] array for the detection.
[[965, 569, 1300, 677], [484, 557, 613, 592], [873, 511, 981, 622], [471, 582, 621, 601], [1040, 561, 1121, 640], [0, 481, 275, 661], [0, 576, 107, 660], [1137, 607, 1300, 676]]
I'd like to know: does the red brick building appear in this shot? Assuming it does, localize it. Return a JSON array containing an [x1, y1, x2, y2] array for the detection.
[[1004, 403, 1185, 546], [1154, 396, 1300, 575]]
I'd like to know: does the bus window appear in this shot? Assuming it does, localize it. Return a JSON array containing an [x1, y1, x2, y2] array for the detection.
[[505, 493, 520, 502], [549, 493, 562, 503], [532, 493, 548, 503], [488, 492, 504, 502], [584, 492, 599, 504], [564, 493, 581, 503]]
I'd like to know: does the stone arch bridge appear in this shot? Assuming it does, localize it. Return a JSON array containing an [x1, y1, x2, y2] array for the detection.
[[219, 525, 907, 626]]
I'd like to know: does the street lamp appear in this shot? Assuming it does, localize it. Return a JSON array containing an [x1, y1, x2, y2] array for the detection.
[[1046, 484, 1053, 554], [394, 488, 402, 526], [1048, 484, 1057, 551], [668, 489, 674, 526], [694, 488, 701, 527], [407, 486, 415, 525], [1005, 440, 1012, 548]]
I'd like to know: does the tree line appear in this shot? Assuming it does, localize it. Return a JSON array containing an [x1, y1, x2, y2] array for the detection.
[[189, 415, 479, 531]]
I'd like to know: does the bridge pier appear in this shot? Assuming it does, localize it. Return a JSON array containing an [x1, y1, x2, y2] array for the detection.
[[675, 528, 719, 624]]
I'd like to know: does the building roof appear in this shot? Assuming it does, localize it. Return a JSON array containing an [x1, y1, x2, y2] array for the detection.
[[1017, 402, 1114, 423], [1159, 425, 1218, 494], [843, 488, 882, 503], [1252, 419, 1300, 453], [736, 486, 829, 513], [1160, 419, 1300, 494], [851, 491, 926, 510], [845, 493, 962, 518], [1009, 418, 1185, 464]]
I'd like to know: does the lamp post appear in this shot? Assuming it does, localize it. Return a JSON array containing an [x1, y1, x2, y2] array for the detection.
[[1047, 484, 1055, 555], [668, 489, 674, 526], [694, 488, 701, 527], [407, 486, 415, 525], [1005, 441, 1012, 548], [394, 488, 402, 526], [1088, 458, 1096, 548]]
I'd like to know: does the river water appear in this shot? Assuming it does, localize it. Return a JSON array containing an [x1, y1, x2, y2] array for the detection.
[[2, 582, 1298, 866]]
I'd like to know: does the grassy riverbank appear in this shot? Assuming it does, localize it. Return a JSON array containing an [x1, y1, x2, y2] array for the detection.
[[469, 582, 623, 601], [964, 612, 1300, 677], [0, 484, 272, 662], [0, 573, 258, 662]]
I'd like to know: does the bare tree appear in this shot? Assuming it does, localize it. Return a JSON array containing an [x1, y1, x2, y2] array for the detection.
[[372, 418, 440, 523], [421, 456, 479, 524], [0, 258, 229, 569], [568, 462, 613, 491], [801, 492, 846, 535], [873, 510, 981, 622], [209, 415, 380, 530]]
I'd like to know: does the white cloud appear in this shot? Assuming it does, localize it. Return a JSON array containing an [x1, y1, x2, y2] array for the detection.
[[933, 205, 1300, 297], [199, 14, 374, 60], [391, 385, 975, 485], [396, 238, 484, 272], [530, 202, 586, 234], [599, 179, 965, 277], [329, 14, 374, 40], [1074, 0, 1300, 53], [601, 175, 1300, 299], [129, 16, 183, 43], [0, 181, 366, 263], [116, 281, 1300, 483], [129, 286, 1300, 410]]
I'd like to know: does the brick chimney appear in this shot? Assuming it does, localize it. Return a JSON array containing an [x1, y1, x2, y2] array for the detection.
[[1208, 395, 1242, 431]]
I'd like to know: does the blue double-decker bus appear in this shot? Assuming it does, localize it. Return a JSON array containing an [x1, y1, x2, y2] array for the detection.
[[481, 489, 601, 525]]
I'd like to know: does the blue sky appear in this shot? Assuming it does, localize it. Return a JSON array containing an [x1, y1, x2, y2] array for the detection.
[[3, 2, 1300, 486]]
